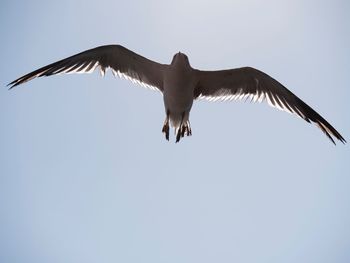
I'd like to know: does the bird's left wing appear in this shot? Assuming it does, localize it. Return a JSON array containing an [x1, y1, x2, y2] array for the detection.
[[8, 45, 166, 91], [194, 67, 345, 144]]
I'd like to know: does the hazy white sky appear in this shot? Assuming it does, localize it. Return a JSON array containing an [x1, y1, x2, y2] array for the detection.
[[1, 1, 349, 263]]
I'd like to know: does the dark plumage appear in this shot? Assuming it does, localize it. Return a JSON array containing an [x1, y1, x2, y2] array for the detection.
[[8, 45, 346, 144]]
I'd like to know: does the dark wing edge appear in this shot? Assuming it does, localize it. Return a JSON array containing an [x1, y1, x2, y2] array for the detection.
[[194, 67, 346, 145], [7, 45, 166, 91]]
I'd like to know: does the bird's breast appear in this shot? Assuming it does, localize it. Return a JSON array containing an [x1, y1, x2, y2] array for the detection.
[[163, 68, 196, 113]]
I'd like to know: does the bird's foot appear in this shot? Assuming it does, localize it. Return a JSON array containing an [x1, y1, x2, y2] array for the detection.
[[175, 121, 192, 143], [162, 122, 170, 141]]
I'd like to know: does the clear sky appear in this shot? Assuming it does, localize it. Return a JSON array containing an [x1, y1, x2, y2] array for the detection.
[[1, 0, 349, 262]]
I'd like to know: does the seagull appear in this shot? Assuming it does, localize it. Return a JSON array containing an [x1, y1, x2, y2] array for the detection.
[[8, 45, 346, 144]]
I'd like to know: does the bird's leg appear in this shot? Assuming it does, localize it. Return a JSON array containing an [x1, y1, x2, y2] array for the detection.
[[181, 124, 186, 137], [181, 123, 190, 138], [176, 128, 181, 143], [186, 121, 192, 136], [162, 110, 170, 141], [176, 112, 185, 143]]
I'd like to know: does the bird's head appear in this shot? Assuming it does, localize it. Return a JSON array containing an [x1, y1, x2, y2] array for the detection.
[[171, 52, 191, 68]]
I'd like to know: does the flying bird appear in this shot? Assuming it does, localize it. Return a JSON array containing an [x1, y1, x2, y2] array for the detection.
[[8, 45, 346, 144]]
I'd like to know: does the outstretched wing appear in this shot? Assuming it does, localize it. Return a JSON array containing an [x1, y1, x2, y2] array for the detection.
[[194, 67, 346, 144], [8, 45, 166, 91]]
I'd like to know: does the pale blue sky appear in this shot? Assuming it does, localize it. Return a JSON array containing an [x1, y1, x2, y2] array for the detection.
[[1, 0, 349, 262]]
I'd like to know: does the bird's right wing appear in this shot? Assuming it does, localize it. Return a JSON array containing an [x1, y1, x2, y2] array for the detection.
[[194, 67, 346, 144], [8, 45, 166, 91]]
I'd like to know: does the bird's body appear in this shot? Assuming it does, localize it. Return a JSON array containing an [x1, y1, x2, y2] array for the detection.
[[8, 45, 346, 144], [163, 53, 195, 140]]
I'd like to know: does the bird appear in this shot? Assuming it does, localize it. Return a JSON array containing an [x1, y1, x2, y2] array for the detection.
[[8, 44, 346, 144]]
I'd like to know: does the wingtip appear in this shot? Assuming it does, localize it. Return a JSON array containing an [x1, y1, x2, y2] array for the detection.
[[339, 137, 347, 145], [7, 82, 17, 90], [328, 133, 336, 145], [332, 130, 346, 145], [327, 130, 346, 146], [7, 77, 27, 89]]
